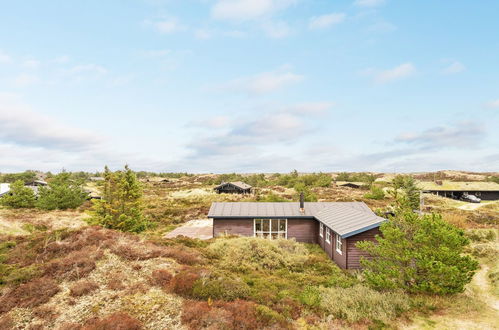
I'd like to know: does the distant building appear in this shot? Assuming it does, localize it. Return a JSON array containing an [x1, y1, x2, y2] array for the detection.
[[214, 181, 252, 194], [419, 181, 499, 201], [0, 180, 47, 197], [336, 181, 366, 189]]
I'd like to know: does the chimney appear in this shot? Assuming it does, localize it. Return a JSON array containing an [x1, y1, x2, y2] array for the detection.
[[299, 192, 305, 213]]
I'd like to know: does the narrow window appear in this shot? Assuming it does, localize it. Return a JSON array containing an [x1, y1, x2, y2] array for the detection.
[[336, 234, 342, 254], [319, 223, 324, 237], [254, 219, 287, 239], [325, 227, 331, 243]]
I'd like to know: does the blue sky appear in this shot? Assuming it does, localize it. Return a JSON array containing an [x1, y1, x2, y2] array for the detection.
[[0, 0, 498, 173]]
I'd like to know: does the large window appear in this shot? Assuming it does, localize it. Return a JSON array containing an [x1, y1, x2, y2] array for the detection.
[[319, 223, 324, 237], [254, 219, 287, 239], [325, 228, 331, 243], [336, 234, 343, 254]]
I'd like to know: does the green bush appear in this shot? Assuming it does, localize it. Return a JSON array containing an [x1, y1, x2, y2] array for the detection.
[[0, 180, 35, 208], [364, 185, 385, 200], [255, 305, 285, 324], [298, 286, 321, 308], [192, 274, 250, 301], [319, 285, 410, 323], [208, 237, 309, 272], [37, 172, 87, 210]]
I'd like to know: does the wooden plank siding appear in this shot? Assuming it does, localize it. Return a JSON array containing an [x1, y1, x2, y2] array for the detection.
[[287, 219, 318, 243], [346, 227, 380, 269]]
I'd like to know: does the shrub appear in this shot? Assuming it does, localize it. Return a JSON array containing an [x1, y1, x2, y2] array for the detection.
[[208, 237, 309, 273], [43, 249, 100, 280], [0, 180, 35, 208], [80, 312, 143, 330], [70, 280, 99, 297], [191, 273, 251, 301], [169, 267, 203, 296], [319, 285, 410, 323], [357, 207, 479, 294], [364, 185, 385, 200], [181, 299, 282, 330], [89, 166, 150, 233], [150, 269, 173, 288], [37, 172, 87, 210], [466, 229, 497, 242], [298, 286, 321, 308], [0, 277, 60, 313]]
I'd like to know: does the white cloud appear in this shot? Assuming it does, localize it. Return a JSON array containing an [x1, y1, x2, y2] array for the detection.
[[195, 29, 213, 40], [0, 96, 101, 151], [395, 121, 485, 150], [371, 63, 416, 84], [354, 0, 386, 8], [66, 64, 108, 77], [282, 102, 334, 115], [309, 13, 346, 30], [211, 0, 296, 21], [189, 116, 231, 129], [442, 60, 465, 74], [261, 21, 291, 38], [145, 18, 185, 34], [14, 73, 40, 87], [215, 69, 304, 95], [485, 99, 499, 108], [0, 50, 11, 63], [52, 55, 70, 64], [22, 59, 40, 69]]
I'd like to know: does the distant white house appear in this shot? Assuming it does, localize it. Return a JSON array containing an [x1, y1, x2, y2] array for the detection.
[[0, 180, 48, 197], [0, 183, 10, 197]]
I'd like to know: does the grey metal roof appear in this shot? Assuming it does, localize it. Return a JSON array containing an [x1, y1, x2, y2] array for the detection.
[[314, 204, 386, 238], [214, 181, 252, 190], [208, 201, 385, 238]]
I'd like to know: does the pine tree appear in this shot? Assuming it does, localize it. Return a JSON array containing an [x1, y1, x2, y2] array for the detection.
[[37, 172, 87, 210], [89, 165, 149, 233], [356, 205, 478, 294], [0, 180, 36, 208]]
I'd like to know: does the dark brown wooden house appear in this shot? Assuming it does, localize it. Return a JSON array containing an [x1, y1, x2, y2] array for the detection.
[[208, 199, 386, 270], [214, 181, 252, 194]]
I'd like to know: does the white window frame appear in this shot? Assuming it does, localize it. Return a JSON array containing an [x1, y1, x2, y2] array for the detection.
[[336, 234, 343, 254], [254, 219, 287, 239], [319, 223, 324, 237], [325, 227, 331, 244]]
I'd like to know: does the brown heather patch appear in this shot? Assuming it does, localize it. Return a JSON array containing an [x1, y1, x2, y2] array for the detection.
[[150, 269, 173, 288], [77, 312, 143, 330], [70, 280, 99, 297], [43, 249, 102, 280], [0, 277, 60, 314]]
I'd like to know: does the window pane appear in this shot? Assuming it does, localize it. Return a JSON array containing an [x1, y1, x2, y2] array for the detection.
[[263, 233, 270, 239], [255, 220, 262, 232], [271, 219, 279, 232], [271, 233, 279, 240], [279, 220, 286, 231], [262, 220, 270, 231], [278, 233, 285, 239]]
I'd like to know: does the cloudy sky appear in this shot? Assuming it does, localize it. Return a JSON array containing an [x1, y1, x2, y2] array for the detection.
[[0, 0, 498, 173]]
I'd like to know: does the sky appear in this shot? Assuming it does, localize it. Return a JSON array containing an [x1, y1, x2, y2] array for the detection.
[[0, 0, 498, 174]]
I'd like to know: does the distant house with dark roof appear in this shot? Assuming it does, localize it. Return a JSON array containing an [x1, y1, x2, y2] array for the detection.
[[0, 180, 48, 197], [419, 181, 499, 201], [208, 197, 386, 269], [214, 181, 252, 194], [336, 181, 366, 189]]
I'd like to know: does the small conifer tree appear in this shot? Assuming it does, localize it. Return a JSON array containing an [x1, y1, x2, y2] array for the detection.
[[89, 165, 149, 233], [0, 180, 36, 208]]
